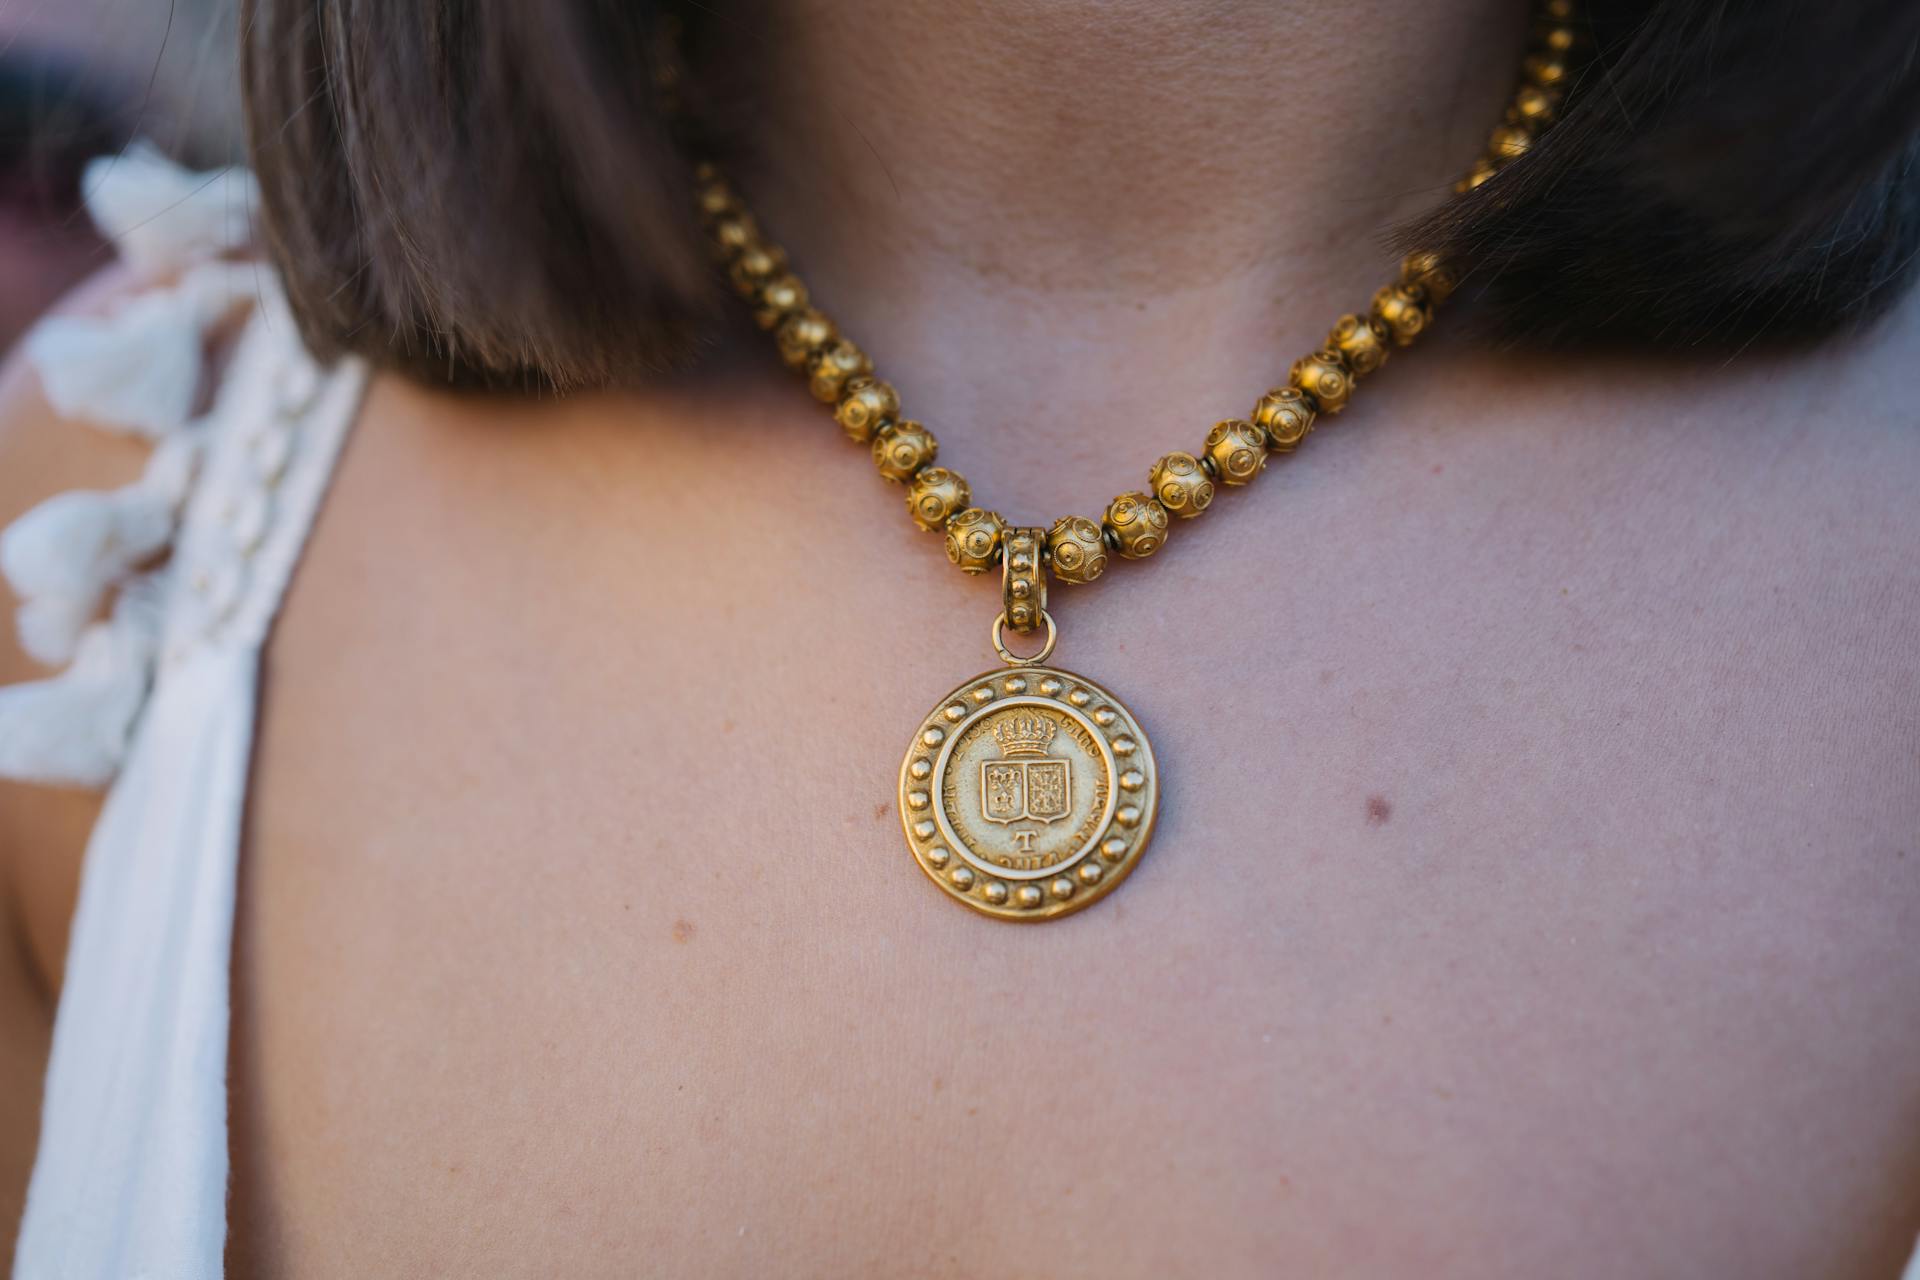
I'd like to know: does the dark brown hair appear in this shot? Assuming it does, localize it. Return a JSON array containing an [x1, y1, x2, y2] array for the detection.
[[241, 0, 1920, 389]]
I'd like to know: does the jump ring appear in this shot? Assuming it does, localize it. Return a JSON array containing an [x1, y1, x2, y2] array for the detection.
[[991, 609, 1058, 667]]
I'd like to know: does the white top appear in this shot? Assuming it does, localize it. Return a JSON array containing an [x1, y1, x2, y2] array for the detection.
[[2, 147, 366, 1279], [4, 148, 1918, 1280]]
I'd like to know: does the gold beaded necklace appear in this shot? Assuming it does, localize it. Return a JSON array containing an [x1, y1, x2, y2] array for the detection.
[[693, 1, 1583, 922]]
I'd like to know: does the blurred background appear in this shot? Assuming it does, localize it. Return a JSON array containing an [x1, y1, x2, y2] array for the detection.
[[1, 0, 238, 350]]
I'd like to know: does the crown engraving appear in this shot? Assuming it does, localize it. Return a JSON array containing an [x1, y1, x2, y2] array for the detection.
[[992, 711, 1057, 757]]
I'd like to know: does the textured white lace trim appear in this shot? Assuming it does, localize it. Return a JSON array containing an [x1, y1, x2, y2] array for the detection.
[[0, 144, 360, 788]]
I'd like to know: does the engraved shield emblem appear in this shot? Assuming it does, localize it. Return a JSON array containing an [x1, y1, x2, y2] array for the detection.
[[979, 758, 1072, 826], [1023, 759, 1071, 823], [982, 761, 1025, 824]]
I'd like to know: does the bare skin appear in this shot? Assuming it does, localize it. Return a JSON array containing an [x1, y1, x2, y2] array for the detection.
[[4, 1, 1920, 1275]]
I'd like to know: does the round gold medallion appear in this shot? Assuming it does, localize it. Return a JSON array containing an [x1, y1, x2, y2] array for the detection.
[[897, 666, 1158, 921]]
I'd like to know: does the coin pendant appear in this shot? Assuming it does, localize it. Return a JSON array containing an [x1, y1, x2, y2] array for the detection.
[[897, 665, 1159, 921]]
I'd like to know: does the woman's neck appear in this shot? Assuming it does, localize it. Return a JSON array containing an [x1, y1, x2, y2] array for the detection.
[[713, 0, 1525, 509]]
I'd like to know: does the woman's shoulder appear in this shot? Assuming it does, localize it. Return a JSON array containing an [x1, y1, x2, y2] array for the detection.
[[1831, 278, 1920, 444], [1748, 283, 1920, 588]]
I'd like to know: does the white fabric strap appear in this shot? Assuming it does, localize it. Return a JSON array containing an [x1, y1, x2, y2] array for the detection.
[[6, 147, 366, 1278]]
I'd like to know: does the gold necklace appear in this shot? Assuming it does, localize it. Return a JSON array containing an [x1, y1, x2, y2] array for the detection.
[[694, 1, 1582, 921]]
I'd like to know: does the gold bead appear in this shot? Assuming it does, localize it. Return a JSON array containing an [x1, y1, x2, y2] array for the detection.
[[1103, 491, 1170, 559], [1370, 285, 1431, 347], [1202, 419, 1268, 486], [1289, 349, 1353, 414], [1148, 451, 1214, 518], [1045, 516, 1108, 585], [1455, 157, 1499, 192], [727, 242, 787, 297], [710, 212, 758, 258], [695, 177, 736, 222], [809, 339, 872, 403], [1488, 125, 1533, 163], [656, 58, 683, 106], [775, 309, 836, 371], [1400, 250, 1458, 306], [1328, 314, 1391, 376], [1538, 0, 1576, 20], [871, 420, 938, 482], [1533, 22, 1579, 55], [1523, 53, 1570, 88], [753, 273, 808, 329], [834, 376, 899, 443], [1508, 85, 1562, 129], [906, 467, 970, 532], [1252, 385, 1316, 452], [945, 508, 1006, 574]]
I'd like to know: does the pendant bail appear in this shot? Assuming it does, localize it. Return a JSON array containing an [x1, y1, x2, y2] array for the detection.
[[1000, 527, 1047, 634]]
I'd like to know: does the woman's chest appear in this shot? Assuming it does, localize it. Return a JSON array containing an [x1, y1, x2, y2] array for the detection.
[[224, 376, 1920, 1275]]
